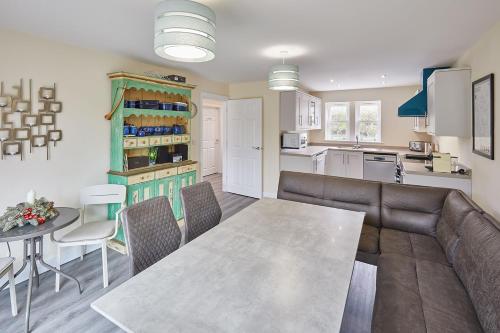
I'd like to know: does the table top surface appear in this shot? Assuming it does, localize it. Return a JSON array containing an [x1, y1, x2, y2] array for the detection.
[[91, 198, 365, 333], [0, 207, 80, 242]]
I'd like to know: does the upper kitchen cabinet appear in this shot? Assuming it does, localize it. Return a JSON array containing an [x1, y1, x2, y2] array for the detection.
[[427, 68, 471, 137], [280, 91, 322, 131]]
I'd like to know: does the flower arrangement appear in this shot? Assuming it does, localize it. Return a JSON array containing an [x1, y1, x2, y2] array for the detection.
[[0, 197, 58, 232]]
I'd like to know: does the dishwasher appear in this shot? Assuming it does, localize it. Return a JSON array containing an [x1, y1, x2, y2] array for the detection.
[[363, 153, 397, 183]]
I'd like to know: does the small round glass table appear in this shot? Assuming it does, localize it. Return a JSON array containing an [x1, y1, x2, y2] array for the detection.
[[0, 207, 80, 333]]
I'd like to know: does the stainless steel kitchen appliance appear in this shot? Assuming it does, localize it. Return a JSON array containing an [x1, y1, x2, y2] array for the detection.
[[282, 132, 307, 149], [408, 140, 431, 152], [363, 153, 398, 183]]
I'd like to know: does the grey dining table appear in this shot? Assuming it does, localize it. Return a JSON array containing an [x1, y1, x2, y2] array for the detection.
[[0, 207, 81, 333], [92, 198, 365, 333]]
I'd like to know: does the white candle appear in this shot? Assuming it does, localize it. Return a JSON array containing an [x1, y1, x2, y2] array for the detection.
[[27, 189, 36, 205]]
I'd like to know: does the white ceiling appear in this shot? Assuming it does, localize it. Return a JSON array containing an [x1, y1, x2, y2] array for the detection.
[[1, 0, 500, 91]]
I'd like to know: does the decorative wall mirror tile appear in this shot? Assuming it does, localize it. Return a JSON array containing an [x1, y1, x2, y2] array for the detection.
[[0, 96, 12, 108], [31, 135, 47, 147], [14, 128, 31, 141], [22, 114, 39, 127], [40, 113, 55, 125], [39, 87, 55, 101], [0, 128, 11, 141], [3, 142, 21, 156], [2, 112, 15, 126], [13, 100, 31, 113], [48, 101, 62, 113], [48, 130, 62, 142]]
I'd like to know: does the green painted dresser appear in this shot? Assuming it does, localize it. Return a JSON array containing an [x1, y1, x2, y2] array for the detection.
[[106, 72, 197, 252]]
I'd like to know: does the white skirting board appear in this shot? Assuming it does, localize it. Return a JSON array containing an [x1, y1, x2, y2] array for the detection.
[[263, 192, 277, 198]]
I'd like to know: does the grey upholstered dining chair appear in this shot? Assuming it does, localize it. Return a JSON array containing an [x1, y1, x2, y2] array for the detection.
[[181, 181, 222, 243], [121, 196, 181, 276]]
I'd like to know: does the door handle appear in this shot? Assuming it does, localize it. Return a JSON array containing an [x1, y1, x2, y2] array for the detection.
[[252, 146, 262, 150]]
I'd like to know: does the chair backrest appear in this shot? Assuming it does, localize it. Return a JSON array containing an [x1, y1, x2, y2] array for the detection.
[[80, 184, 127, 206], [181, 181, 222, 243], [122, 196, 181, 276]]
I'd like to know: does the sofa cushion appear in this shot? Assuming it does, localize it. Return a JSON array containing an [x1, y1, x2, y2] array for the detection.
[[277, 171, 325, 206], [372, 254, 483, 333], [358, 224, 379, 254], [436, 190, 482, 265], [322, 176, 381, 227], [381, 183, 450, 236], [454, 211, 500, 333], [379, 228, 449, 266]]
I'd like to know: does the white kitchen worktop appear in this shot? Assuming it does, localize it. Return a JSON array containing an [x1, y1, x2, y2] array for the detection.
[[401, 160, 472, 179], [280, 145, 414, 157]]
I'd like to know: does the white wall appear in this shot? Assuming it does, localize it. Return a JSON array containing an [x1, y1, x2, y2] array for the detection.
[[228, 81, 280, 197], [434, 20, 500, 219], [0, 29, 228, 283], [309, 86, 431, 146]]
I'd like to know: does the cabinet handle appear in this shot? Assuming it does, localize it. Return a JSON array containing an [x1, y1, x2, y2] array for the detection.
[[343, 154, 345, 164], [347, 154, 350, 164]]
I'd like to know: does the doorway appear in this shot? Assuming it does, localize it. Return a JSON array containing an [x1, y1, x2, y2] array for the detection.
[[201, 103, 222, 177]]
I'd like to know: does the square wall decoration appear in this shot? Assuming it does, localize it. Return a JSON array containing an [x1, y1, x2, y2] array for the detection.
[[472, 74, 494, 160]]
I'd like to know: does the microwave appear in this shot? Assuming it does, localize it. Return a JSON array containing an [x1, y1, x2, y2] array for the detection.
[[282, 132, 307, 149]]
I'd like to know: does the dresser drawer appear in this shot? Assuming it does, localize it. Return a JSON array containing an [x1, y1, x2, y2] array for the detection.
[[178, 164, 197, 174], [173, 135, 182, 144], [161, 136, 172, 145], [137, 137, 149, 147], [123, 138, 137, 149], [149, 136, 161, 146], [155, 168, 178, 179], [128, 172, 155, 185], [181, 135, 190, 143]]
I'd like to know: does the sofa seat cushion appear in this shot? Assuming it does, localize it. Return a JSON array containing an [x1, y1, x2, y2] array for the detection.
[[372, 254, 483, 333], [358, 224, 379, 254], [454, 211, 500, 333], [379, 228, 449, 266]]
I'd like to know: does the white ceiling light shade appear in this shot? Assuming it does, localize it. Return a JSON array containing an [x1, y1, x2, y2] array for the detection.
[[268, 64, 299, 91], [268, 52, 299, 91], [154, 0, 216, 62]]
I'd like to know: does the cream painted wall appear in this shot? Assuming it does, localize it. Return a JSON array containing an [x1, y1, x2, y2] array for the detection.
[[228, 81, 280, 197], [0, 29, 228, 282], [434, 21, 500, 219], [310, 86, 431, 146]]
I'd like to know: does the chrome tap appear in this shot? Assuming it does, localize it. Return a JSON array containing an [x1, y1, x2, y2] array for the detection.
[[353, 135, 361, 149]]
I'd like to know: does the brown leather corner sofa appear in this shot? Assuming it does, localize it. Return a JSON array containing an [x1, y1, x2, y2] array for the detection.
[[277, 171, 500, 333]]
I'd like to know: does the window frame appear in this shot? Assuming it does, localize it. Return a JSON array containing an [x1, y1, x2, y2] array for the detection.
[[354, 100, 382, 143], [324, 102, 351, 142]]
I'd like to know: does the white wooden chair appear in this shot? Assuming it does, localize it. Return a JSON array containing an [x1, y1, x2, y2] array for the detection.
[[1, 243, 17, 316], [51, 184, 126, 291]]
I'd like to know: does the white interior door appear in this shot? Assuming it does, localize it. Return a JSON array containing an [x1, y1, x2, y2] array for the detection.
[[225, 98, 263, 198], [202, 107, 219, 176]]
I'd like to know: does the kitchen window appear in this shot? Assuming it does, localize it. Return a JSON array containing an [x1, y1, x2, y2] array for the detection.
[[324, 100, 382, 143], [325, 102, 350, 141], [355, 101, 382, 142]]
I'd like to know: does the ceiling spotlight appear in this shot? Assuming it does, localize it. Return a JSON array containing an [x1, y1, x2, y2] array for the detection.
[[381, 74, 388, 79], [330, 79, 334, 83]]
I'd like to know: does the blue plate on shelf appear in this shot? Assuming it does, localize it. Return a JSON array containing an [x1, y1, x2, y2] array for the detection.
[[159, 102, 173, 110]]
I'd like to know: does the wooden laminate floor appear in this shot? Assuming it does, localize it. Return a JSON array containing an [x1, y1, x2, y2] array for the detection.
[[0, 174, 376, 333]]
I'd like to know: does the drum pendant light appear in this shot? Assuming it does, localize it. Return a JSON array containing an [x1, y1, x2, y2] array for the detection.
[[154, 0, 216, 62], [268, 51, 299, 91]]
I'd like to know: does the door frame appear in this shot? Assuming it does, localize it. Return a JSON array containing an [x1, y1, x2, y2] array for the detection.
[[199, 92, 228, 183]]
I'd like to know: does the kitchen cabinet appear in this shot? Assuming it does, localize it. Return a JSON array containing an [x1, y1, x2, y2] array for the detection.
[[280, 152, 326, 175], [403, 173, 471, 196], [280, 91, 322, 131], [127, 180, 156, 205], [156, 175, 178, 215], [325, 151, 363, 179], [176, 170, 197, 219], [427, 68, 471, 137]]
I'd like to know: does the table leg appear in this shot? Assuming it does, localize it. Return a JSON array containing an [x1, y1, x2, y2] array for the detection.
[[35, 237, 81, 294], [24, 238, 35, 333], [33, 261, 39, 288]]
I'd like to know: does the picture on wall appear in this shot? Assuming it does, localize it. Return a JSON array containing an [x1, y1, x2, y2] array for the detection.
[[472, 73, 494, 160]]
